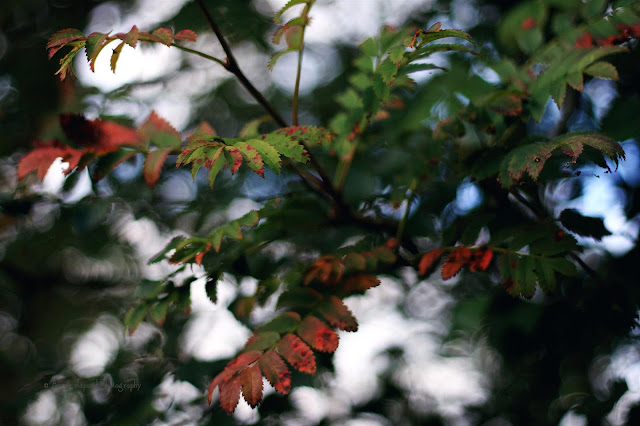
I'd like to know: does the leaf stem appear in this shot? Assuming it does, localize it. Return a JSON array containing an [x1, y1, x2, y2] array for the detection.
[[396, 179, 417, 241], [172, 44, 226, 67], [292, 1, 314, 126]]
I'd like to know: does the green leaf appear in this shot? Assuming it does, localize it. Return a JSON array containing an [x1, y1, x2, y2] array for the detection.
[[559, 208, 612, 240], [47, 28, 86, 59], [377, 58, 399, 84], [359, 37, 378, 57], [244, 332, 281, 351], [584, 61, 619, 80], [149, 236, 186, 264], [258, 312, 301, 333], [274, 0, 308, 24], [85, 32, 111, 72], [205, 272, 220, 304], [124, 303, 149, 335], [92, 149, 136, 181], [268, 47, 297, 70], [150, 300, 169, 326], [136, 279, 166, 299]]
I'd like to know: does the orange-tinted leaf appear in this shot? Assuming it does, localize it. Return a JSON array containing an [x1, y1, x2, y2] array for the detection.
[[304, 256, 344, 286], [110, 42, 125, 72], [317, 295, 358, 332], [219, 375, 242, 414], [194, 242, 212, 266], [258, 350, 291, 394], [441, 247, 472, 280], [297, 315, 339, 353], [277, 334, 316, 374], [240, 364, 263, 408], [116, 25, 139, 47], [143, 148, 172, 187], [174, 29, 198, 42], [469, 247, 494, 272], [235, 142, 265, 177], [418, 249, 444, 276], [343, 273, 381, 293], [150, 27, 174, 46], [17, 141, 84, 180]]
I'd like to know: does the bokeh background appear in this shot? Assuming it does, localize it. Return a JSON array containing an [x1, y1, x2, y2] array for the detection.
[[2, 0, 640, 424]]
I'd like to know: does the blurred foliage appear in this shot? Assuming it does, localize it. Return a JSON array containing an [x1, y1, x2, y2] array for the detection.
[[2, 0, 640, 425]]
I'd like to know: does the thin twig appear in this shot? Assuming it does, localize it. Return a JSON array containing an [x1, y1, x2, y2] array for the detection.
[[292, 1, 314, 125]]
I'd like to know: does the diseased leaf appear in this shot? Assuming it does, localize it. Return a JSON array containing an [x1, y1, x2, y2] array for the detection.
[[277, 334, 316, 374], [297, 315, 339, 353], [208, 350, 263, 405], [143, 148, 172, 187], [247, 139, 282, 174], [234, 141, 265, 177], [224, 146, 243, 174], [139, 111, 181, 148], [468, 248, 494, 272], [316, 296, 358, 332], [258, 350, 291, 394]]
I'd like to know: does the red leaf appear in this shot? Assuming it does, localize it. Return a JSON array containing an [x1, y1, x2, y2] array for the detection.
[[143, 148, 172, 187], [277, 334, 316, 374], [469, 247, 494, 272], [240, 364, 263, 408], [60, 114, 143, 153], [258, 350, 291, 394], [343, 273, 381, 293], [304, 256, 344, 286], [441, 247, 472, 280], [17, 141, 84, 180], [418, 249, 444, 276], [219, 375, 242, 414], [316, 295, 358, 332], [297, 316, 339, 353], [150, 27, 174, 46], [174, 29, 198, 42], [208, 350, 262, 403]]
